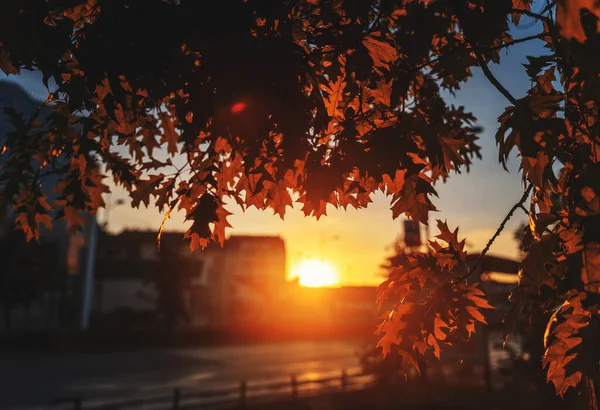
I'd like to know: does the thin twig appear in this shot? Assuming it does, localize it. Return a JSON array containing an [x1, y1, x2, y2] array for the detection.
[[472, 51, 518, 106], [511, 8, 552, 23], [413, 33, 545, 74], [486, 33, 548, 53], [456, 6, 519, 106], [452, 184, 534, 284]]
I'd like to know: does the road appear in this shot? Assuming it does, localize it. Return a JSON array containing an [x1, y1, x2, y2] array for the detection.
[[0, 339, 367, 408], [0, 332, 520, 409]]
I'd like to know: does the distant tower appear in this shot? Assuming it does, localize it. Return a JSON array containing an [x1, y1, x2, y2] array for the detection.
[[403, 220, 422, 249]]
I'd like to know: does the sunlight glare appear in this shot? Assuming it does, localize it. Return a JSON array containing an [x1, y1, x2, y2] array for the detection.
[[291, 259, 339, 287]]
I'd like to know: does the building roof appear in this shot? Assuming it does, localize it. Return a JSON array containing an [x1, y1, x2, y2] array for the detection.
[[97, 230, 192, 262], [97, 229, 286, 260], [465, 253, 519, 274], [222, 235, 285, 250]]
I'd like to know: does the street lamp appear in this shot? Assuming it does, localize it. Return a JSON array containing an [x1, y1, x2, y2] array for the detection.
[[80, 197, 125, 330]]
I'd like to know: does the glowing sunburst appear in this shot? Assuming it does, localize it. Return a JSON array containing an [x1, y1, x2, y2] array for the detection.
[[291, 259, 339, 287]]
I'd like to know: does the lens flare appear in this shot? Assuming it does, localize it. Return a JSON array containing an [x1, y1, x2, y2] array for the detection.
[[231, 102, 247, 113]]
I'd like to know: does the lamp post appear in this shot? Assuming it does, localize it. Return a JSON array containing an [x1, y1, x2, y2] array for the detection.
[[80, 198, 125, 330], [80, 212, 97, 330]]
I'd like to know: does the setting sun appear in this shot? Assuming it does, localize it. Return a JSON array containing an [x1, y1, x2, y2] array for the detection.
[[291, 259, 339, 287]]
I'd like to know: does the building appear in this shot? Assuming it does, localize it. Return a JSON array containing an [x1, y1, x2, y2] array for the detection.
[[209, 235, 287, 325], [93, 231, 287, 328], [0, 80, 91, 331], [94, 230, 210, 327]]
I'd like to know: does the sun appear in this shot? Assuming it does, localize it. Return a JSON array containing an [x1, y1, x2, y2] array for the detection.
[[291, 259, 339, 287]]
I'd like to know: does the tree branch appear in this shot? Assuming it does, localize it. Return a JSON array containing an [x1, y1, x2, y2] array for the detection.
[[472, 51, 518, 106], [487, 33, 548, 52], [456, 6, 520, 106], [414, 33, 545, 74], [511, 8, 552, 23], [453, 184, 533, 284]]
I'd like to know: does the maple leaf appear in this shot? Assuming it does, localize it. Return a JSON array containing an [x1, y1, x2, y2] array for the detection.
[[266, 180, 293, 219], [466, 306, 487, 325], [466, 284, 494, 310], [391, 175, 438, 225], [521, 151, 550, 188], [320, 75, 347, 118], [511, 0, 532, 25], [184, 194, 220, 251], [399, 349, 421, 373], [427, 333, 441, 359], [582, 243, 600, 293], [377, 330, 398, 357], [542, 295, 590, 396], [434, 316, 449, 341], [524, 55, 555, 79], [362, 33, 397, 72], [435, 220, 466, 253], [298, 193, 328, 219], [159, 112, 180, 155], [61, 206, 87, 232], [368, 79, 393, 107], [557, 0, 600, 42], [154, 177, 176, 212], [131, 174, 164, 208]]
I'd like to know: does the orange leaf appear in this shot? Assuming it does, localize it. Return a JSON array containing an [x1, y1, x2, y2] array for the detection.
[[159, 112, 180, 154], [466, 306, 487, 324], [320, 75, 347, 118], [377, 331, 397, 357], [362, 33, 397, 71], [511, 0, 532, 24], [557, 0, 600, 42]]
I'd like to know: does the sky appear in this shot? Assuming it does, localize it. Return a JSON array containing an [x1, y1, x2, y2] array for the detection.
[[1, 18, 546, 286]]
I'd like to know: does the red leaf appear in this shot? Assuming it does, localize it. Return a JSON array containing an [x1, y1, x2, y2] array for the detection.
[[466, 306, 487, 324], [557, 0, 600, 42], [362, 33, 397, 71]]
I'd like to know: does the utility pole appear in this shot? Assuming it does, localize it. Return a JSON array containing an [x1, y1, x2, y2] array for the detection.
[[80, 213, 97, 330]]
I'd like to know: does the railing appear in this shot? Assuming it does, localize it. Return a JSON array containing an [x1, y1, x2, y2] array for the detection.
[[46, 368, 374, 410]]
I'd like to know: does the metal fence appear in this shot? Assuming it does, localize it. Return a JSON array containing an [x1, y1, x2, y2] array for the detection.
[[46, 369, 374, 410]]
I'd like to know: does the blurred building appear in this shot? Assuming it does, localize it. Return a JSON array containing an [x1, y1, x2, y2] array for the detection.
[[210, 235, 287, 325], [94, 230, 210, 327], [93, 231, 287, 328], [0, 80, 91, 332]]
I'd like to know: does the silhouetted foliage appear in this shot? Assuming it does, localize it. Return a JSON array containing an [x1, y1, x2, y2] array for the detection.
[[0, 229, 63, 331], [2, 0, 600, 401]]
